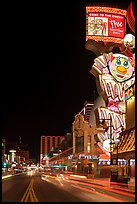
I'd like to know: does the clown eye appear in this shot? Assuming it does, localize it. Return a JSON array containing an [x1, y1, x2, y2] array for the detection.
[[116, 59, 121, 66], [123, 61, 128, 68]]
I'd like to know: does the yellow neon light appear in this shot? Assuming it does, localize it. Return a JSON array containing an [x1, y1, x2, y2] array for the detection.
[[86, 36, 123, 43]]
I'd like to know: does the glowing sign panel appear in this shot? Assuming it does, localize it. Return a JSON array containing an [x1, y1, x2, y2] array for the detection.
[[87, 13, 125, 39], [91, 51, 135, 157], [86, 7, 127, 43]]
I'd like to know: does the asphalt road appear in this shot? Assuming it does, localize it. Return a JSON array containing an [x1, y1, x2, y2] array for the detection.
[[2, 172, 135, 202]]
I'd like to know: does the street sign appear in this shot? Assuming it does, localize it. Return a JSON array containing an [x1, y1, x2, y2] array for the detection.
[[83, 159, 88, 165]]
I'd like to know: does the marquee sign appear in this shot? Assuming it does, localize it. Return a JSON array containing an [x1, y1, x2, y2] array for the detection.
[[68, 154, 99, 160], [86, 6, 127, 43]]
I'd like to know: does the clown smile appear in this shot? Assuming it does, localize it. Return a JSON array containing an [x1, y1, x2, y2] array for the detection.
[[116, 73, 124, 78]]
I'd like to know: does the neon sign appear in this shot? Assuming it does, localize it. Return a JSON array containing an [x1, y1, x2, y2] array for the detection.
[[97, 107, 125, 129], [87, 13, 125, 38], [86, 6, 127, 43], [91, 52, 135, 114], [108, 53, 134, 82], [125, 84, 135, 101], [91, 52, 135, 156]]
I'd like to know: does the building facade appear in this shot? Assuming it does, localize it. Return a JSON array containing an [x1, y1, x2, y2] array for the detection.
[[72, 113, 99, 177], [85, 3, 135, 179], [6, 142, 30, 164], [79, 101, 94, 123], [40, 135, 65, 165], [112, 84, 135, 177]]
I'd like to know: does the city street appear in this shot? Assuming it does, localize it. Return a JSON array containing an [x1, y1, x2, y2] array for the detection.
[[2, 2, 135, 203], [2, 172, 135, 202]]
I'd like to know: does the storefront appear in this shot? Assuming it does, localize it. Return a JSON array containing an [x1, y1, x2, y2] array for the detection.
[[72, 114, 99, 176]]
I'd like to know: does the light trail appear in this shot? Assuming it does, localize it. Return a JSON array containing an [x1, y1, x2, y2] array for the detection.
[[2, 175, 12, 179], [71, 184, 124, 202], [66, 179, 135, 198], [70, 174, 87, 179]]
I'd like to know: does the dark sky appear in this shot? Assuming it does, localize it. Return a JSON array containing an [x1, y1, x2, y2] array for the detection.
[[2, 1, 132, 160]]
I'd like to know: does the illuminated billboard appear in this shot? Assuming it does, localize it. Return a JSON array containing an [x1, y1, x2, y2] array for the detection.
[[86, 7, 127, 43], [91, 51, 135, 157]]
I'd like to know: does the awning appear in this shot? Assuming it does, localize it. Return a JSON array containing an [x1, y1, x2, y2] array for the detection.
[[99, 153, 110, 160]]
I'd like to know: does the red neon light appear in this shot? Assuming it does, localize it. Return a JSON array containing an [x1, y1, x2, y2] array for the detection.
[[86, 36, 123, 44], [49, 147, 73, 161], [126, 2, 135, 33], [86, 7, 127, 16]]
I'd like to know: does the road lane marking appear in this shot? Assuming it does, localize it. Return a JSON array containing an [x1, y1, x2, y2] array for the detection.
[[30, 191, 35, 202], [20, 179, 33, 202], [31, 188, 38, 202], [20, 178, 38, 202], [56, 178, 63, 186]]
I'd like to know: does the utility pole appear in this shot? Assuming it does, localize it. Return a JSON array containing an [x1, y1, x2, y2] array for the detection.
[[19, 137, 22, 144]]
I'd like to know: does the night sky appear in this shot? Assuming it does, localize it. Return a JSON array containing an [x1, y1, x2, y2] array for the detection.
[[2, 1, 132, 160]]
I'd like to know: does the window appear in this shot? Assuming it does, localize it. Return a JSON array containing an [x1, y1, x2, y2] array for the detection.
[[42, 137, 45, 154], [75, 136, 84, 153], [87, 135, 91, 153], [53, 137, 55, 146], [58, 137, 60, 145]]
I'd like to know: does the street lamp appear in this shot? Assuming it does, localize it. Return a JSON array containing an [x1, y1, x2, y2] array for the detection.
[[59, 150, 62, 165], [99, 117, 113, 165], [123, 34, 135, 50], [114, 139, 120, 165], [100, 117, 119, 182], [9, 149, 16, 163]]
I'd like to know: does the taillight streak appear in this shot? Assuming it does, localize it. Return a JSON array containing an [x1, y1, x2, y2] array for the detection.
[[71, 184, 123, 202], [66, 179, 135, 198]]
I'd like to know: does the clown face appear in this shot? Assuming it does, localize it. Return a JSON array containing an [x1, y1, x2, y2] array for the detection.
[[108, 54, 134, 82]]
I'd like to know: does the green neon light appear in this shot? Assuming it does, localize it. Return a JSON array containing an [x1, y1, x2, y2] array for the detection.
[[50, 164, 67, 168]]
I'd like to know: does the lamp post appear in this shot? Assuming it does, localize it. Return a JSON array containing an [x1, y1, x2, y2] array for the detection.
[[100, 117, 119, 182], [9, 149, 16, 163], [114, 139, 120, 165], [59, 150, 62, 166], [100, 117, 113, 165]]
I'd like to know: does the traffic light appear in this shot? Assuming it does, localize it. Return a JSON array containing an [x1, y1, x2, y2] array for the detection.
[[2, 161, 8, 168], [44, 154, 49, 159]]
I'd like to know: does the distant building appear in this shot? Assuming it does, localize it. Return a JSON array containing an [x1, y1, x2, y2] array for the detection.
[[2, 139, 6, 163], [5, 141, 29, 164], [80, 101, 94, 123], [5, 142, 17, 155], [2, 139, 6, 155], [40, 135, 65, 165], [89, 95, 106, 125]]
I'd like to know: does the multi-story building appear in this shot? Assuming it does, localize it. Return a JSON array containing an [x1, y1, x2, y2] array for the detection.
[[40, 135, 65, 165], [2, 139, 6, 164], [2, 139, 6, 156], [5, 142, 29, 164], [79, 101, 94, 123], [72, 113, 99, 177]]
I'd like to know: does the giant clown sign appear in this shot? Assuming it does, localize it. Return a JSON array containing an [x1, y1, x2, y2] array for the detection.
[[90, 51, 135, 156]]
